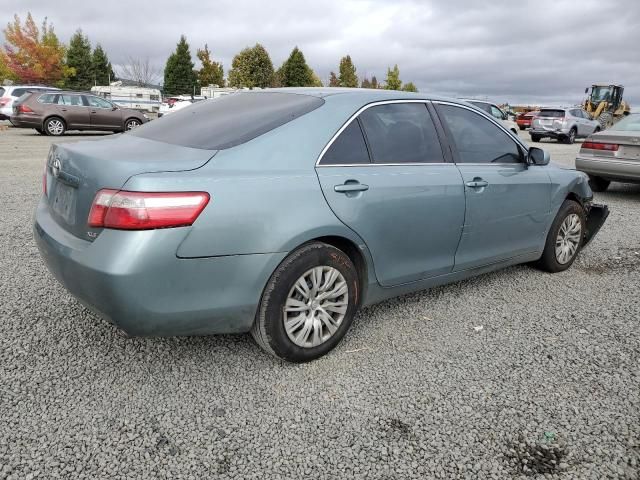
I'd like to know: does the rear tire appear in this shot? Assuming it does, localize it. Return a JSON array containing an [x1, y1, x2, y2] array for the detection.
[[563, 128, 576, 144], [519, 125, 526, 131], [44, 117, 65, 136], [251, 242, 360, 363], [530, 134, 541, 142], [588, 175, 610, 192], [534, 200, 585, 273]]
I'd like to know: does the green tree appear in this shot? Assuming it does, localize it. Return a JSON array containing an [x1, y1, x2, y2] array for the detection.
[[279, 46, 313, 87], [384, 64, 402, 91], [361, 77, 372, 88], [197, 44, 224, 87], [228, 43, 274, 88], [0, 51, 18, 83], [371, 75, 379, 89], [402, 81, 418, 92], [65, 29, 93, 89], [164, 35, 197, 95], [310, 71, 323, 87], [338, 55, 358, 87], [328, 71, 339, 87], [91, 44, 115, 85]]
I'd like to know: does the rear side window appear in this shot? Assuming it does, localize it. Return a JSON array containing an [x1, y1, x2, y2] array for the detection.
[[57, 95, 84, 106], [470, 101, 492, 115], [130, 92, 324, 150], [38, 94, 57, 104], [12, 88, 28, 97], [320, 120, 370, 165], [358, 103, 444, 164], [0, 88, 5, 97], [539, 109, 565, 118], [438, 104, 522, 164]]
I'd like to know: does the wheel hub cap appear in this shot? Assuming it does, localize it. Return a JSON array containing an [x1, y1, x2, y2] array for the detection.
[[555, 213, 581, 264], [283, 266, 349, 348]]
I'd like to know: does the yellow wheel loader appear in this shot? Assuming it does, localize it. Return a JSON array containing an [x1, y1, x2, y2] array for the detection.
[[583, 84, 631, 129]]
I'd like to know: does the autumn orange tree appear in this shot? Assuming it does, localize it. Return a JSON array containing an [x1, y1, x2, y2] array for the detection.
[[3, 13, 73, 86]]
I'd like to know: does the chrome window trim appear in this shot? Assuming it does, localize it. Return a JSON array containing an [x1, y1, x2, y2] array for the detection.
[[433, 100, 530, 153], [316, 99, 448, 167]]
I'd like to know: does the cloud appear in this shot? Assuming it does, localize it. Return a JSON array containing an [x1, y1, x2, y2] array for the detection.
[[8, 0, 640, 105]]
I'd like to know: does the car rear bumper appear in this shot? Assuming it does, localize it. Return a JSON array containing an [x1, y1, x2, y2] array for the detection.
[[10, 115, 42, 128], [530, 128, 570, 138], [34, 197, 286, 336], [575, 156, 640, 182]]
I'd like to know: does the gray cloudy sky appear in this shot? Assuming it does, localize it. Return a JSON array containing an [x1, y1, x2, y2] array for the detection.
[[10, 0, 640, 105]]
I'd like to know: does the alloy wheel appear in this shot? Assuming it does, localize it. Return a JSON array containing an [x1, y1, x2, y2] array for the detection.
[[555, 213, 581, 264], [126, 120, 140, 130], [283, 266, 349, 348], [48, 120, 64, 135]]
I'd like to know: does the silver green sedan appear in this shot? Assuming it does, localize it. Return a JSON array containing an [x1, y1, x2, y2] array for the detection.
[[576, 113, 640, 191], [34, 88, 608, 362]]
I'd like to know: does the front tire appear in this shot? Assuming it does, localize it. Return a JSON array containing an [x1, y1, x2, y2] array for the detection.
[[251, 242, 360, 362], [44, 117, 65, 136], [124, 118, 141, 131], [535, 200, 585, 273], [588, 175, 610, 192]]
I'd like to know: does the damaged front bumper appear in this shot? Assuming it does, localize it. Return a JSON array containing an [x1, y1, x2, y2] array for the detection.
[[583, 203, 609, 247]]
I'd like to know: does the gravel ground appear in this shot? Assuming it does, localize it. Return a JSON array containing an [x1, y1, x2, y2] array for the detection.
[[1, 125, 639, 479]]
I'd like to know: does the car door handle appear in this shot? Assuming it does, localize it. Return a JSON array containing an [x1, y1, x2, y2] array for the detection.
[[334, 182, 369, 193], [465, 178, 489, 188], [60, 108, 67, 112], [91, 110, 97, 113]]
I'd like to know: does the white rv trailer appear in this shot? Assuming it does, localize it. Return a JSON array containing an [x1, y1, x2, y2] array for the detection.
[[200, 85, 237, 99], [91, 82, 162, 113]]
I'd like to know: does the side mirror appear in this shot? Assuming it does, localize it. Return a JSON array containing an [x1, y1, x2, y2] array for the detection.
[[112, 106, 118, 111], [528, 147, 550, 166], [585, 87, 589, 94]]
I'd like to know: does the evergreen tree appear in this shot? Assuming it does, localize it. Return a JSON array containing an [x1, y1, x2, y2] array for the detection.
[[66, 29, 93, 90], [371, 76, 379, 89], [280, 47, 314, 87], [228, 43, 274, 88], [361, 77, 372, 88], [310, 71, 323, 87], [384, 64, 402, 91], [328, 71, 339, 87], [164, 35, 197, 95], [338, 55, 358, 87], [402, 81, 418, 92], [91, 44, 115, 85], [197, 44, 224, 87]]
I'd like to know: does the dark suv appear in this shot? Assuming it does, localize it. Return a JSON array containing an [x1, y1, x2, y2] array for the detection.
[[10, 91, 148, 136]]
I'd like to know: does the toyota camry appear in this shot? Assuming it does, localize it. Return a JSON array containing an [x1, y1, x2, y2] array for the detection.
[[34, 88, 608, 362]]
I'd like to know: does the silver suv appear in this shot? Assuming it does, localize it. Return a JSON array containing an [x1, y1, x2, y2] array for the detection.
[[0, 85, 59, 120], [530, 107, 600, 144]]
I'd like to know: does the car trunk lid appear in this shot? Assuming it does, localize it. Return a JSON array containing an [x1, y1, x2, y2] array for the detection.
[[45, 134, 216, 241], [583, 130, 640, 161]]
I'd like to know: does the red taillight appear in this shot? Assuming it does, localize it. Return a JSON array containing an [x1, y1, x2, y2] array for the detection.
[[17, 104, 34, 113], [582, 141, 619, 151], [88, 190, 210, 230], [0, 98, 9, 106]]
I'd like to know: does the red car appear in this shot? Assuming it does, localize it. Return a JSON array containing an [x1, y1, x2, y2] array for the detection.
[[516, 110, 540, 130]]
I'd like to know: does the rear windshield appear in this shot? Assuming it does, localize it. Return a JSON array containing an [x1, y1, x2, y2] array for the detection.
[[130, 92, 325, 150], [610, 114, 640, 132], [539, 109, 565, 118]]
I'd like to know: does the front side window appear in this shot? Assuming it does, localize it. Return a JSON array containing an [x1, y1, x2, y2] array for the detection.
[[86, 96, 113, 109], [57, 94, 84, 106], [358, 103, 444, 164], [438, 104, 522, 164], [320, 120, 370, 165]]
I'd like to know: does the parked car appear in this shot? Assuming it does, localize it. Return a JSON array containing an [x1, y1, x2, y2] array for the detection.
[[34, 89, 608, 362], [464, 99, 519, 135], [10, 91, 148, 135], [530, 108, 600, 144], [158, 98, 202, 118], [0, 85, 59, 120], [516, 110, 540, 130], [576, 112, 640, 191]]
